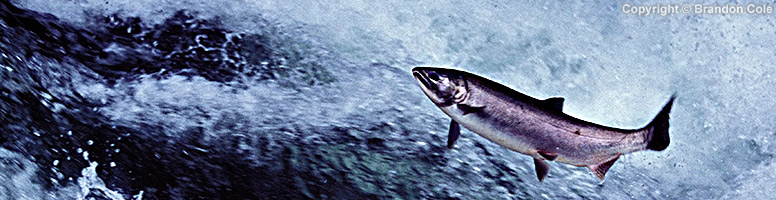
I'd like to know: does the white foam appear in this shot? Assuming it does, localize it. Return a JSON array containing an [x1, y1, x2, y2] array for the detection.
[[11, 0, 776, 198], [0, 148, 46, 200]]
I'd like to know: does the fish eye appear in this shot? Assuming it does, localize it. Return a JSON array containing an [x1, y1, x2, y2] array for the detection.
[[428, 71, 441, 81]]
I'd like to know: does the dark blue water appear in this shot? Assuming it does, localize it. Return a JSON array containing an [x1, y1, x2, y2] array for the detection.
[[2, 1, 776, 199], [0, 2, 342, 199]]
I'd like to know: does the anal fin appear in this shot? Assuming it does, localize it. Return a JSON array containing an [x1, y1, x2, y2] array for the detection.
[[537, 151, 558, 161], [533, 158, 551, 182], [588, 155, 620, 180], [447, 120, 460, 149]]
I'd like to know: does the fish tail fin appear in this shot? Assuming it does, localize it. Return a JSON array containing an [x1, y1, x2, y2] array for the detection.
[[644, 93, 676, 151]]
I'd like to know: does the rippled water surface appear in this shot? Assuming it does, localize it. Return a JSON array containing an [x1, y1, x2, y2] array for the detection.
[[2, 0, 775, 199]]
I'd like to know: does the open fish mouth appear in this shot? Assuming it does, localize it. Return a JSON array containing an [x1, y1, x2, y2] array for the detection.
[[413, 69, 435, 91], [412, 68, 449, 105]]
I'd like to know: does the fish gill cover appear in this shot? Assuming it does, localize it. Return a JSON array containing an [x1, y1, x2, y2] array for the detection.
[[2, 0, 776, 200]]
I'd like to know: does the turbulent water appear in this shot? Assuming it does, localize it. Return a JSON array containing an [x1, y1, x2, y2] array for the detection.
[[2, 0, 775, 199]]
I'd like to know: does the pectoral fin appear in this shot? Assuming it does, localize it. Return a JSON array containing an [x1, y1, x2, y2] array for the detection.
[[457, 103, 485, 115], [588, 155, 620, 180], [533, 158, 551, 182], [543, 97, 565, 111], [447, 120, 460, 149]]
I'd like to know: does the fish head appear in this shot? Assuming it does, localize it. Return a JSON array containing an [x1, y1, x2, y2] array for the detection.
[[412, 67, 470, 106]]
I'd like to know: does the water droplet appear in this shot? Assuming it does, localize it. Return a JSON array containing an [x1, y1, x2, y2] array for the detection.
[[32, 131, 40, 136], [87, 140, 94, 145], [76, 148, 83, 153], [110, 162, 116, 167], [114, 149, 120, 153], [67, 130, 72, 136], [53, 160, 59, 166]]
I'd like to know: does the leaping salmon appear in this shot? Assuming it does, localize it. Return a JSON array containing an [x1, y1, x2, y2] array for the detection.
[[412, 66, 675, 182]]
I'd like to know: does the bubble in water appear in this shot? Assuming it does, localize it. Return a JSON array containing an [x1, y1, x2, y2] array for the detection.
[[87, 140, 94, 145]]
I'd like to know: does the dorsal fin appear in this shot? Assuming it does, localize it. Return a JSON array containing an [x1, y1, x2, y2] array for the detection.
[[543, 97, 564, 111], [588, 155, 620, 180]]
